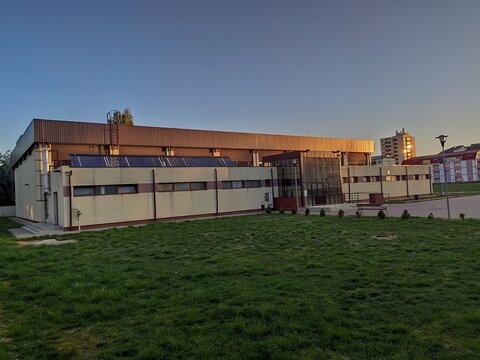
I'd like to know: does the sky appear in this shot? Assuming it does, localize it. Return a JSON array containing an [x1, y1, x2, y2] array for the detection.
[[1, 0, 480, 155]]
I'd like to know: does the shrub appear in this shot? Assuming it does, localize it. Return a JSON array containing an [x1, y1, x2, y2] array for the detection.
[[265, 207, 272, 214], [355, 210, 362, 217], [305, 208, 310, 216], [377, 210, 386, 219], [427, 213, 434, 219], [401, 209, 411, 219], [279, 208, 285, 214], [338, 209, 345, 218], [460, 213, 465, 220], [291, 209, 297, 215], [320, 209, 326, 217]]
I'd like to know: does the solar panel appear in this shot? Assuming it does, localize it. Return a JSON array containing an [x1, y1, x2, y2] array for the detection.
[[70, 154, 236, 168]]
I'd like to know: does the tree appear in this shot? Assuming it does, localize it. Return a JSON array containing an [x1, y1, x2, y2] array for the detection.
[[121, 108, 134, 126], [0, 151, 15, 206]]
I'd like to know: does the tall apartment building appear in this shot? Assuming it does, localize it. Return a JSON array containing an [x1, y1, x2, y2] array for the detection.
[[380, 129, 416, 164]]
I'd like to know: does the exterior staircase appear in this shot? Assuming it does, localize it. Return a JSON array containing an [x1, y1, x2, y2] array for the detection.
[[9, 218, 65, 238]]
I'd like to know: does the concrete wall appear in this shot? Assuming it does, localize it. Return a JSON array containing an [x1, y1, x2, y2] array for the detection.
[[342, 165, 431, 201], [0, 206, 16, 217], [14, 148, 45, 222], [52, 166, 277, 229]]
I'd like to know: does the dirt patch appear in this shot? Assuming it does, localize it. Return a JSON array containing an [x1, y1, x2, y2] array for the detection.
[[17, 239, 78, 246], [371, 235, 398, 241]]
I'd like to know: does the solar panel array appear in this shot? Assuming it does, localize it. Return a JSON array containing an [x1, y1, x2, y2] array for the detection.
[[70, 154, 236, 168]]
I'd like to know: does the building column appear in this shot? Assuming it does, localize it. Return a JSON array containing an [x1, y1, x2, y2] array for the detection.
[[251, 150, 260, 166]]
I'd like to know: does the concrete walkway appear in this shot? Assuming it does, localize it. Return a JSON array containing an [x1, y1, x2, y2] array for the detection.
[[386, 195, 480, 219]]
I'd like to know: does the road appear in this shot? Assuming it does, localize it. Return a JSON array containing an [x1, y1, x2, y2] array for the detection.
[[386, 195, 480, 219]]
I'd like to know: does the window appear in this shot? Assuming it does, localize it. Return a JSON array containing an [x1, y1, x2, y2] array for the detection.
[[174, 183, 190, 191], [190, 182, 207, 191], [222, 181, 244, 189], [73, 186, 95, 196], [158, 183, 174, 192], [385, 176, 394, 181], [246, 180, 261, 188], [95, 185, 117, 195], [232, 180, 244, 189], [117, 185, 137, 194], [265, 179, 272, 187]]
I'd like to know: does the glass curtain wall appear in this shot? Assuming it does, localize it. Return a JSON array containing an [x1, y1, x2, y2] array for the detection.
[[302, 157, 342, 205], [269, 154, 343, 206]]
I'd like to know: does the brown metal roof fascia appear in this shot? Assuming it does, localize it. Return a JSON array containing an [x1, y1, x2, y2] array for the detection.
[[120, 124, 374, 153], [34, 119, 108, 145], [11, 119, 36, 166], [30, 119, 374, 153]]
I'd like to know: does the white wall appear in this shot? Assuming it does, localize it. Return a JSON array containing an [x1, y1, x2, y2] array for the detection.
[[0, 206, 16, 217]]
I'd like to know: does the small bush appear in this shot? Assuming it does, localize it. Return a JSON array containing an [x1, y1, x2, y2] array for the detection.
[[265, 207, 272, 214], [377, 210, 386, 219], [401, 209, 411, 219], [427, 213, 434, 219], [460, 213, 465, 220], [320, 209, 326, 217], [279, 208, 285, 214], [305, 208, 310, 216], [355, 210, 362, 218], [338, 209, 345, 218], [291, 209, 297, 215]]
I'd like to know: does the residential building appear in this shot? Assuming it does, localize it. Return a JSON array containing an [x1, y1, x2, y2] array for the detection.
[[403, 143, 480, 183], [380, 129, 416, 164]]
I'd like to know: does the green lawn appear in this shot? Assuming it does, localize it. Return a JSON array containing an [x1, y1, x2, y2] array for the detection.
[[0, 215, 479, 359], [433, 182, 480, 194]]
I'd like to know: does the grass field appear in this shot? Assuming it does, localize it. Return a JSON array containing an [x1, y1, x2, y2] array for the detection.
[[1, 215, 479, 359], [433, 182, 480, 194]]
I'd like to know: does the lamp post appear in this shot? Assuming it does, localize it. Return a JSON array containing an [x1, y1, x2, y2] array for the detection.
[[292, 159, 299, 211], [332, 150, 343, 203], [435, 134, 451, 220]]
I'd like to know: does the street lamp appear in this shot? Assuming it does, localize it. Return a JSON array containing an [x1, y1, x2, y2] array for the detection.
[[435, 134, 451, 220], [332, 150, 343, 203], [292, 158, 299, 211]]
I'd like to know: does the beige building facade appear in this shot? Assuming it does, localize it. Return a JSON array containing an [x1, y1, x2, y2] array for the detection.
[[17, 162, 277, 230], [342, 165, 431, 202]]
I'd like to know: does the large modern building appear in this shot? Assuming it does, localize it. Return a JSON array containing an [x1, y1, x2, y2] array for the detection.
[[380, 129, 416, 164], [11, 119, 432, 229], [403, 143, 480, 183], [12, 118, 378, 229]]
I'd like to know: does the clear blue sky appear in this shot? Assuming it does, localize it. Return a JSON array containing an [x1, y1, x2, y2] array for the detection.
[[1, 0, 479, 155]]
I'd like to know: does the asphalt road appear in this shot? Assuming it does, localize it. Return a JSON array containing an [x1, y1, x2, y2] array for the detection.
[[386, 195, 480, 219]]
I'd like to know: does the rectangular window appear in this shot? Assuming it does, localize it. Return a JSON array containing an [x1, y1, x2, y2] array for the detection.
[[246, 180, 261, 188], [95, 185, 118, 195], [232, 180, 244, 189], [222, 181, 244, 189], [117, 185, 137, 194], [222, 181, 232, 189], [265, 179, 272, 187], [158, 183, 174, 192], [73, 186, 95, 196], [174, 183, 190, 191], [190, 182, 207, 191]]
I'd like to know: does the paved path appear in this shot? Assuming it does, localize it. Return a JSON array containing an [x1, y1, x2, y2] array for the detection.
[[387, 195, 480, 219]]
